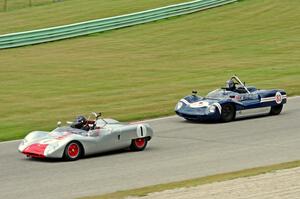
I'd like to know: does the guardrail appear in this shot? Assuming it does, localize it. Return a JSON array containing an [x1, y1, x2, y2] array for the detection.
[[0, 0, 237, 49]]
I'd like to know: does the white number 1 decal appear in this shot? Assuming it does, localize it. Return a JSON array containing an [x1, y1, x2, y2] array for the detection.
[[137, 125, 147, 137]]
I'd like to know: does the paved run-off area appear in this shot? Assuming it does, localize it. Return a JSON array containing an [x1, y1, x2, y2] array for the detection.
[[128, 167, 300, 199]]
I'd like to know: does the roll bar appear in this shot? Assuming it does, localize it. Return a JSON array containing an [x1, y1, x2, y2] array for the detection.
[[230, 75, 250, 94]]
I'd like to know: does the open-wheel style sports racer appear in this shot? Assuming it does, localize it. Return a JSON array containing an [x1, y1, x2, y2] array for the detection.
[[175, 75, 287, 122], [18, 112, 153, 161]]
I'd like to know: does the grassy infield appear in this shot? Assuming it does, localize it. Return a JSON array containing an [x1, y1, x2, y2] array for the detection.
[[1, 0, 299, 141], [0, 0, 299, 198], [1, 0, 54, 12], [0, 0, 187, 34]]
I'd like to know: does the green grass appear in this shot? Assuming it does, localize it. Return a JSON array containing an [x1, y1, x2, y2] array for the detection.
[[0, 0, 299, 141], [1, 0, 55, 12], [0, 0, 188, 34], [80, 160, 300, 199]]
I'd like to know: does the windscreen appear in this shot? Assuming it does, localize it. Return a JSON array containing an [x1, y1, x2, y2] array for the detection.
[[50, 127, 86, 136], [206, 89, 235, 99]]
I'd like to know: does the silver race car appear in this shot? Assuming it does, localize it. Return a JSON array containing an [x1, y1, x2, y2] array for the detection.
[[18, 113, 154, 161]]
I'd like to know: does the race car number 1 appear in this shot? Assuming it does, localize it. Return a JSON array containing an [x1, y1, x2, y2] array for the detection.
[[137, 125, 147, 138]]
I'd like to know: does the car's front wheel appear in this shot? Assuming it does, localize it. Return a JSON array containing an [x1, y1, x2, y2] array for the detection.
[[130, 138, 148, 151], [270, 104, 283, 115], [64, 142, 83, 161], [221, 104, 235, 122]]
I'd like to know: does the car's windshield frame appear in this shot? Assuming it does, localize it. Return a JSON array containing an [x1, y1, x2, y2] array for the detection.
[[206, 89, 236, 99], [50, 126, 87, 136]]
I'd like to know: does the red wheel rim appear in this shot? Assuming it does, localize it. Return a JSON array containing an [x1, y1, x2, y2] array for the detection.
[[68, 143, 79, 158], [134, 138, 146, 148]]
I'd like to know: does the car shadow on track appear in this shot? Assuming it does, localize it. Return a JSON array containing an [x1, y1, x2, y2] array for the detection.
[[182, 113, 284, 124], [22, 147, 154, 163]]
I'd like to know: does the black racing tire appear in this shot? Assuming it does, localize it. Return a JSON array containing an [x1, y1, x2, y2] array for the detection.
[[130, 138, 148, 151], [220, 104, 235, 122], [63, 141, 83, 161], [270, 104, 283, 115]]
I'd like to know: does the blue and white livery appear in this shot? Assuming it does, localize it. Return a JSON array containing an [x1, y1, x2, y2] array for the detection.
[[175, 76, 287, 122]]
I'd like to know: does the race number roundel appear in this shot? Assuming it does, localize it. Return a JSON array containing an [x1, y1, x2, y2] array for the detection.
[[275, 92, 283, 104]]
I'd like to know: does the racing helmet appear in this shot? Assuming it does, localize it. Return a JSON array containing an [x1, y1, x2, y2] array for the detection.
[[72, 115, 87, 129], [226, 79, 235, 90]]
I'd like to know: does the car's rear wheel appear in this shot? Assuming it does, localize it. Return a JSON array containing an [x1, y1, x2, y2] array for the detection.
[[221, 104, 235, 122], [130, 138, 148, 151], [64, 142, 82, 161], [270, 104, 283, 115]]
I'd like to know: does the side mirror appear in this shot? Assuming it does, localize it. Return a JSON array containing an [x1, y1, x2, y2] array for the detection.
[[92, 112, 102, 119], [57, 121, 62, 127]]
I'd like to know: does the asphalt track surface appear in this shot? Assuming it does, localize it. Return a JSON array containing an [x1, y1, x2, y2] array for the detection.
[[1, 97, 300, 199]]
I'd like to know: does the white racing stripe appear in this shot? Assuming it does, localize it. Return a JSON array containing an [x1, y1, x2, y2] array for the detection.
[[236, 107, 271, 119], [180, 99, 190, 105], [261, 94, 287, 102]]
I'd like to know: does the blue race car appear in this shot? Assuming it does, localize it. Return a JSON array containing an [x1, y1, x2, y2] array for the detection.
[[175, 76, 287, 122]]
